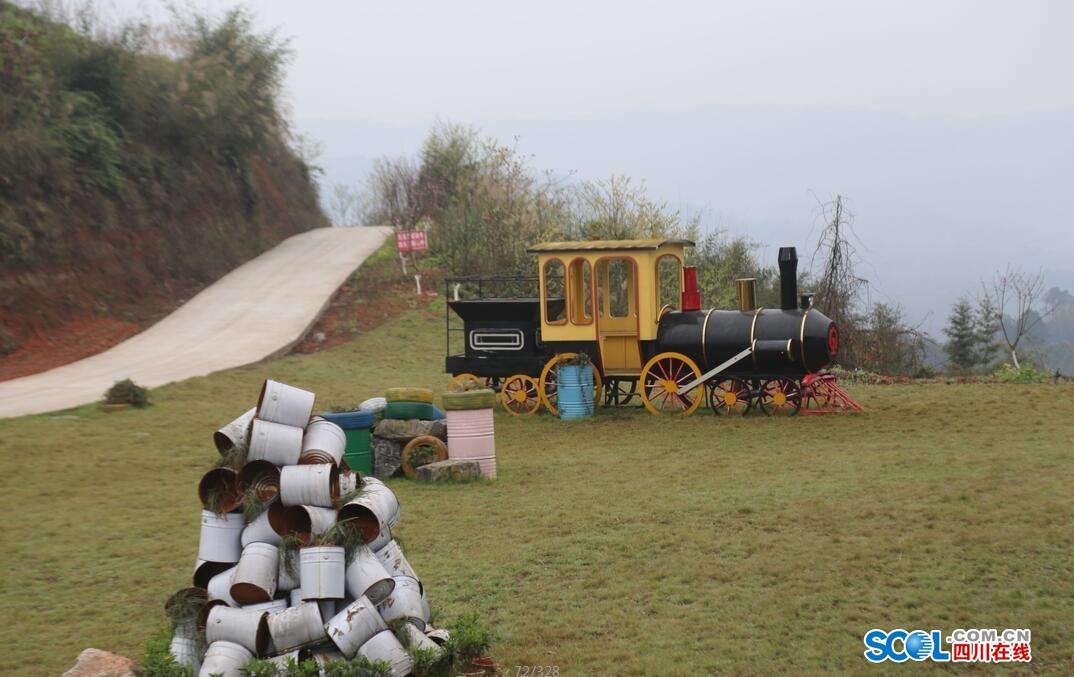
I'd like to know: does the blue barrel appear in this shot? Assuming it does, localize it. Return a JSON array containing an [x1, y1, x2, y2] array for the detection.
[[320, 410, 375, 475], [557, 364, 594, 419]]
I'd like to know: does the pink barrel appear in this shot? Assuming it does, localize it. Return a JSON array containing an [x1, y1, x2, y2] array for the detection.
[[445, 408, 496, 478]]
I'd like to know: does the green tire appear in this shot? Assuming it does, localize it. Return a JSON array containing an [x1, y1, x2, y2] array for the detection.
[[383, 400, 436, 420], [440, 389, 497, 411]]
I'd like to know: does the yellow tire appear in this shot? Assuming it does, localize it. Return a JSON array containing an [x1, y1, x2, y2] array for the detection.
[[640, 352, 703, 416], [385, 387, 435, 404], [499, 374, 541, 415]]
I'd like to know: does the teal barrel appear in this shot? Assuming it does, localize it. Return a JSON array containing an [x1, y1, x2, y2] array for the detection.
[[557, 364, 595, 419], [320, 410, 375, 475]]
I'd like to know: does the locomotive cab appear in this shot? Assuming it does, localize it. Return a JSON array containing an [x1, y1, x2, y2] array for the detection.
[[528, 239, 693, 377]]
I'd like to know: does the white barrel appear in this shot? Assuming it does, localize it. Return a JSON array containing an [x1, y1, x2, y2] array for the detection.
[[198, 510, 244, 563], [367, 522, 392, 551], [230, 542, 279, 605], [310, 644, 346, 667], [237, 460, 281, 503], [338, 480, 399, 547], [285, 505, 337, 545], [280, 464, 339, 508], [258, 380, 315, 428], [266, 649, 304, 667], [241, 503, 288, 548], [446, 408, 496, 478], [356, 630, 414, 677], [169, 623, 202, 671], [194, 559, 231, 589], [338, 471, 359, 495], [420, 586, 431, 624], [205, 605, 269, 656], [318, 599, 336, 621], [345, 547, 395, 605], [362, 478, 402, 529], [278, 554, 300, 593], [214, 407, 256, 454], [242, 598, 288, 613], [401, 621, 440, 653], [299, 546, 345, 600], [199, 640, 252, 677], [266, 601, 326, 653], [325, 595, 387, 659], [249, 419, 304, 466], [425, 627, 451, 646], [198, 468, 242, 514], [377, 575, 427, 630], [358, 397, 386, 413], [300, 418, 346, 466], [207, 566, 238, 607], [374, 539, 418, 581]]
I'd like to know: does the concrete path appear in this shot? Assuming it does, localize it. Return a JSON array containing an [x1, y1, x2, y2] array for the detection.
[[0, 226, 392, 418]]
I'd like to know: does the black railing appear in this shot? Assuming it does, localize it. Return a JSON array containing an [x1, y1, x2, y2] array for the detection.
[[444, 275, 541, 361]]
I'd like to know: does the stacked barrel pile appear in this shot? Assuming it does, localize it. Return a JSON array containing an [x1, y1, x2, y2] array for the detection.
[[174, 379, 445, 676]]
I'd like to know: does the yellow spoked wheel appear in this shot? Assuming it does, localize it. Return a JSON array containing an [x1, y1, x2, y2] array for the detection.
[[448, 373, 485, 392], [499, 374, 541, 415], [759, 377, 802, 416], [708, 377, 752, 416], [640, 352, 704, 416], [538, 353, 603, 416]]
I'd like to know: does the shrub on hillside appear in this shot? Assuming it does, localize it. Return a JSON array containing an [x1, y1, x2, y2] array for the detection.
[[103, 378, 149, 407]]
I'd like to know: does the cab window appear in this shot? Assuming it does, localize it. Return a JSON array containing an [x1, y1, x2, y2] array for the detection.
[[656, 254, 682, 312], [543, 258, 566, 324], [568, 258, 592, 325]]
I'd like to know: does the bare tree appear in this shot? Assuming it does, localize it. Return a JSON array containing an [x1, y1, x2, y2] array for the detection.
[[811, 194, 868, 365], [362, 156, 424, 228], [981, 266, 1057, 369], [325, 183, 362, 227]]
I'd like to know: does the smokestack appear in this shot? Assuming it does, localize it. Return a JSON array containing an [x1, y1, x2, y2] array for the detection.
[[778, 247, 798, 311], [681, 266, 701, 312]]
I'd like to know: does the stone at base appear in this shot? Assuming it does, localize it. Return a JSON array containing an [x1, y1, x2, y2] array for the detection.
[[372, 435, 404, 478], [415, 459, 481, 483], [63, 649, 136, 677]]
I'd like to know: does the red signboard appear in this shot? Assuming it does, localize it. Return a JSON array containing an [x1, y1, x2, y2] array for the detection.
[[395, 230, 428, 253]]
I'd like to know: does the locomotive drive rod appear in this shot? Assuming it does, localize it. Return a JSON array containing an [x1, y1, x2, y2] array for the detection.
[[676, 347, 754, 395]]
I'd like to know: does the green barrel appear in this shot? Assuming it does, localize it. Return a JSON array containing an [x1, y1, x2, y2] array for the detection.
[[319, 410, 375, 475]]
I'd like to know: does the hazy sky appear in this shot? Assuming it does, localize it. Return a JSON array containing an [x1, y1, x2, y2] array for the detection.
[[104, 0, 1073, 121], [90, 1, 1074, 335]]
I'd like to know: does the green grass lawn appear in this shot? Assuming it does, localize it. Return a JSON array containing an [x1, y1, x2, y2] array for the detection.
[[1, 306, 1072, 675]]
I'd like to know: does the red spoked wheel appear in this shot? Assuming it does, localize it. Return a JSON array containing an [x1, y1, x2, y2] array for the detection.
[[759, 377, 802, 416], [708, 377, 752, 416], [640, 352, 703, 416]]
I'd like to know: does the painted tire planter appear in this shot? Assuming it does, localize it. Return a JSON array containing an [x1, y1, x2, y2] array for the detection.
[[385, 387, 435, 404], [377, 575, 427, 629], [400, 435, 449, 477], [237, 461, 281, 503], [440, 389, 497, 410], [300, 417, 346, 466], [325, 595, 388, 659], [298, 545, 346, 600], [205, 605, 269, 656], [374, 539, 418, 581], [344, 547, 396, 605], [266, 601, 327, 653], [198, 510, 245, 564], [356, 629, 414, 677], [214, 407, 256, 455], [445, 408, 497, 478], [383, 401, 435, 420], [280, 464, 339, 508], [257, 379, 315, 428], [241, 503, 289, 548], [199, 640, 252, 677], [230, 542, 279, 605], [248, 419, 304, 466], [557, 363, 595, 419]]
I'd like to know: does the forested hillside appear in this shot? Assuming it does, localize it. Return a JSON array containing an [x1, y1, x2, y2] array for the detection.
[[0, 3, 327, 361]]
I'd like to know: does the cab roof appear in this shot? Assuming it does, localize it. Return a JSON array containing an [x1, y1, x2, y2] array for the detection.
[[527, 238, 694, 253]]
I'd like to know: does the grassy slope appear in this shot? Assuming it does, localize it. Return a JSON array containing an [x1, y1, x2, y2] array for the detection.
[[0, 306, 1072, 675]]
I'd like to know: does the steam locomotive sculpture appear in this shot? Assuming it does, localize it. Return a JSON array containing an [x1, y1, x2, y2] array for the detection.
[[445, 239, 851, 416]]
